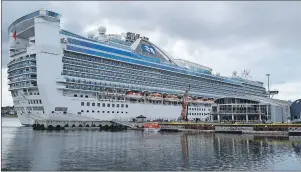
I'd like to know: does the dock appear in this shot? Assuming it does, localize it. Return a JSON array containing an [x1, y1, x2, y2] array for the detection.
[[31, 120, 301, 136]]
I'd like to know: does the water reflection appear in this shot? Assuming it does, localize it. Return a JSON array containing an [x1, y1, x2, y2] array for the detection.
[[2, 118, 301, 171]]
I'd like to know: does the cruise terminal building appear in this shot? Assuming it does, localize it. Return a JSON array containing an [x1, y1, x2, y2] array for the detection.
[[211, 96, 291, 123]]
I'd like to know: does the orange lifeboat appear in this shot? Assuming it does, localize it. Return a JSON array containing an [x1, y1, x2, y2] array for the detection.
[[144, 122, 161, 132]]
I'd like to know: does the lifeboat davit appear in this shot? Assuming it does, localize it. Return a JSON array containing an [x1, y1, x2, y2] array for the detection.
[[148, 93, 162, 100], [165, 95, 179, 102], [126, 91, 143, 99]]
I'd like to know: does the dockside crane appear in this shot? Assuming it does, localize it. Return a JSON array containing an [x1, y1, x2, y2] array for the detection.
[[181, 85, 190, 121]]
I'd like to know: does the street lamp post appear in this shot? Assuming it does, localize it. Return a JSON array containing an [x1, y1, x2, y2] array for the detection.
[[266, 74, 270, 98]]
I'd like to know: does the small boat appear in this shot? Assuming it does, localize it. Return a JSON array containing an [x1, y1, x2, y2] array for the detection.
[[144, 122, 161, 132]]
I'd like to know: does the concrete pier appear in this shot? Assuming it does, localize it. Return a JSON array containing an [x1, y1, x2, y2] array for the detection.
[[32, 120, 127, 131]]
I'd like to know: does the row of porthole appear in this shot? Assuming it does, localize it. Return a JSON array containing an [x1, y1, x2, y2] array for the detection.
[[80, 110, 127, 114], [189, 113, 210, 116], [189, 108, 210, 111], [81, 102, 128, 108]]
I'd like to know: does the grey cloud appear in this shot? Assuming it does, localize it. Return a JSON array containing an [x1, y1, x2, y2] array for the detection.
[[2, 1, 301, 91]]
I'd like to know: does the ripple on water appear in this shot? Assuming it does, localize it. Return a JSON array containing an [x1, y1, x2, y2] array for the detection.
[[2, 118, 301, 171]]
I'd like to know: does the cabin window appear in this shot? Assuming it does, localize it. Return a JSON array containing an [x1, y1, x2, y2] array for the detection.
[[81, 102, 84, 106]]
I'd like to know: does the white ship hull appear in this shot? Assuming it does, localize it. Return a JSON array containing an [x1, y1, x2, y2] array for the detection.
[[17, 114, 34, 126], [16, 99, 212, 126]]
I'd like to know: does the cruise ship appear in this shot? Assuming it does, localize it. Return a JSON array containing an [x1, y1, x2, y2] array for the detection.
[[7, 10, 267, 126]]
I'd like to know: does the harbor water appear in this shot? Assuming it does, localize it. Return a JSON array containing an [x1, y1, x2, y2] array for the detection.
[[2, 117, 301, 171]]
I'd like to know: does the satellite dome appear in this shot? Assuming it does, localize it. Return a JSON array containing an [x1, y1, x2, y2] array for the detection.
[[87, 31, 95, 38], [98, 26, 106, 35]]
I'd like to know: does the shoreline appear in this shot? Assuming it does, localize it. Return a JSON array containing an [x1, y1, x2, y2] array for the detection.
[[2, 115, 18, 118]]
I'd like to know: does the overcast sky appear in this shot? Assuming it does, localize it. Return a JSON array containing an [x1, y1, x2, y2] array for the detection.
[[2, 1, 301, 106]]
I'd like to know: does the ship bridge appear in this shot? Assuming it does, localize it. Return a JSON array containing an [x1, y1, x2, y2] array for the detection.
[[8, 9, 61, 54]]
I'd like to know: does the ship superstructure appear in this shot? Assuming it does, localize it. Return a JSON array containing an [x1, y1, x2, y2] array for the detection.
[[7, 10, 267, 125]]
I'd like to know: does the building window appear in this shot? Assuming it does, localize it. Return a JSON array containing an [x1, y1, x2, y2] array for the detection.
[[81, 102, 84, 106], [126, 112, 128, 114], [97, 103, 100, 107], [39, 100, 42, 104], [92, 103, 95, 106], [87, 102, 90, 106]]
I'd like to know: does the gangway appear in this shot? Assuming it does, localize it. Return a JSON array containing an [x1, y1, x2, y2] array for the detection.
[[111, 119, 137, 129]]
